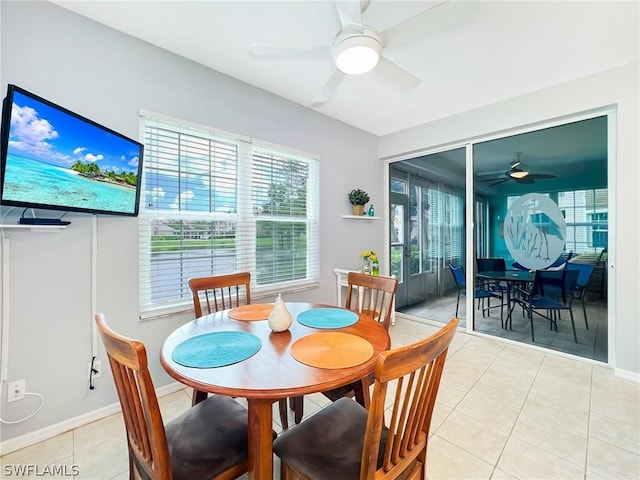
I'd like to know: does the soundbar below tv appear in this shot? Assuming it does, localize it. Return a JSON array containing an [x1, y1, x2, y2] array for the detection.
[[0, 84, 144, 219]]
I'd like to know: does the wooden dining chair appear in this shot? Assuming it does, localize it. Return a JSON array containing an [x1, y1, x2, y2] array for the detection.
[[274, 318, 458, 480], [189, 272, 252, 318], [289, 272, 399, 424], [95, 313, 249, 480], [188, 273, 252, 406], [345, 272, 399, 331], [188, 272, 292, 429]]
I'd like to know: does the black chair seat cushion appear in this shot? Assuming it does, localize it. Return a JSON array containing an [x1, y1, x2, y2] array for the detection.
[[165, 395, 248, 480], [273, 397, 388, 480]]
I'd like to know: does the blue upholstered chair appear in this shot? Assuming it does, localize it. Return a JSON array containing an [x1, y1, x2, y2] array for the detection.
[[476, 257, 508, 295], [543, 262, 596, 331], [449, 262, 503, 326], [508, 269, 580, 342]]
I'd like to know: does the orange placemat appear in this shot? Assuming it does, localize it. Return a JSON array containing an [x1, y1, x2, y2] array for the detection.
[[290, 332, 374, 369], [228, 304, 273, 321]]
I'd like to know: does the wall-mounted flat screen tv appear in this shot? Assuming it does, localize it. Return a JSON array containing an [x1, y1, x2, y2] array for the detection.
[[0, 84, 144, 217]]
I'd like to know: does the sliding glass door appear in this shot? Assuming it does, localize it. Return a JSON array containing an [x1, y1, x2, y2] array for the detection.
[[389, 147, 466, 324], [390, 112, 610, 363]]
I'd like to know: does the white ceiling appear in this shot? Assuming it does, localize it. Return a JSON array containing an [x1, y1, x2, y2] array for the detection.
[[51, 0, 639, 137]]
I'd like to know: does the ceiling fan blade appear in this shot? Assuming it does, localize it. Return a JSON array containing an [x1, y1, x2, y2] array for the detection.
[[249, 42, 331, 58], [380, 0, 478, 48], [373, 56, 420, 92], [478, 177, 503, 182], [515, 176, 535, 185], [528, 173, 557, 180], [312, 69, 345, 105], [489, 178, 509, 187], [335, 0, 364, 28]]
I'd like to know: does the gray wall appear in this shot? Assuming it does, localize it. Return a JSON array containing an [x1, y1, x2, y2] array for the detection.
[[0, 1, 384, 443], [2, 0, 638, 450], [380, 61, 640, 376]]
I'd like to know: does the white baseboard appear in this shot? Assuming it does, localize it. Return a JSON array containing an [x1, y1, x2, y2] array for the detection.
[[614, 367, 640, 383], [2, 363, 636, 457], [0, 382, 186, 457]]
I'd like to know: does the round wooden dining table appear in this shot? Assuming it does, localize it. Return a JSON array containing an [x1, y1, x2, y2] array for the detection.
[[160, 302, 391, 480]]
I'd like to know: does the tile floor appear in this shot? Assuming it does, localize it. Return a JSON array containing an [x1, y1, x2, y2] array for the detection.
[[398, 292, 608, 363], [1, 317, 638, 479]]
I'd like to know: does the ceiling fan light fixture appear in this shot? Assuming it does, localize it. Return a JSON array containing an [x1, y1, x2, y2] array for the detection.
[[334, 33, 382, 75], [509, 168, 529, 179], [508, 154, 529, 178]]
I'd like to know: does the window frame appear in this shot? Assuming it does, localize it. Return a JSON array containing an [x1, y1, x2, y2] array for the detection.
[[138, 111, 320, 319]]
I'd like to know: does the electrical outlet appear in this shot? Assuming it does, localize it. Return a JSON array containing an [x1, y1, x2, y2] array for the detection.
[[88, 360, 102, 379], [8, 379, 25, 402]]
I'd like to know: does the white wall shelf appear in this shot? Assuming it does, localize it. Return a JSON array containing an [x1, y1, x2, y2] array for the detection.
[[0, 224, 67, 232], [341, 215, 381, 220]]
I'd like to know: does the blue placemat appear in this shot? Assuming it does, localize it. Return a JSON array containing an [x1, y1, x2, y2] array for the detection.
[[172, 331, 261, 368], [297, 308, 359, 329]]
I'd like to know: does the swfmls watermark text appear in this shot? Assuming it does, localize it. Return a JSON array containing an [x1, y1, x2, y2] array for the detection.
[[3, 464, 80, 477]]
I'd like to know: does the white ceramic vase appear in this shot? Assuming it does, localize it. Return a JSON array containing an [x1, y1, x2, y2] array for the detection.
[[268, 294, 292, 332]]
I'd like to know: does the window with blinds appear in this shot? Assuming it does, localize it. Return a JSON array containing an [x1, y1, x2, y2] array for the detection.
[[426, 187, 464, 266], [139, 113, 320, 316], [558, 188, 608, 253]]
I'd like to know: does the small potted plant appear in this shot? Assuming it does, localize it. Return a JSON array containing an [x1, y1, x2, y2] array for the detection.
[[348, 189, 370, 215]]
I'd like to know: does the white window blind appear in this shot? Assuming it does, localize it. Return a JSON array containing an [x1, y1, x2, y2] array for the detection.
[[139, 113, 319, 316], [557, 188, 608, 253], [427, 187, 464, 264]]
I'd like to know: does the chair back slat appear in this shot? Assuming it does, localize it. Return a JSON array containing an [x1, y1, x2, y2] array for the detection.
[[361, 318, 458, 480], [189, 272, 251, 317], [395, 370, 420, 460], [95, 314, 172, 480], [116, 363, 154, 465], [476, 258, 506, 273], [405, 365, 430, 452], [345, 272, 398, 330]]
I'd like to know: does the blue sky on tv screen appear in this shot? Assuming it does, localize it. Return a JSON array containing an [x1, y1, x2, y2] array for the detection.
[[8, 91, 140, 175]]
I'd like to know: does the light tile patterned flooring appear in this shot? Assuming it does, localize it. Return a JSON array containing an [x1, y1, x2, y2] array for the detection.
[[1, 317, 639, 479], [399, 293, 608, 363]]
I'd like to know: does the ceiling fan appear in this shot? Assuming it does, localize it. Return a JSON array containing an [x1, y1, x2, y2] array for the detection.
[[249, 0, 477, 105], [480, 153, 557, 187]]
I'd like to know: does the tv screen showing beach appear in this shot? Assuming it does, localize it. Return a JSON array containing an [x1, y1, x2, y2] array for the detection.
[[0, 86, 143, 216]]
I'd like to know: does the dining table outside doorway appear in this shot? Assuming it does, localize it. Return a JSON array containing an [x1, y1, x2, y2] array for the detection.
[[160, 301, 391, 480], [476, 269, 536, 328]]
